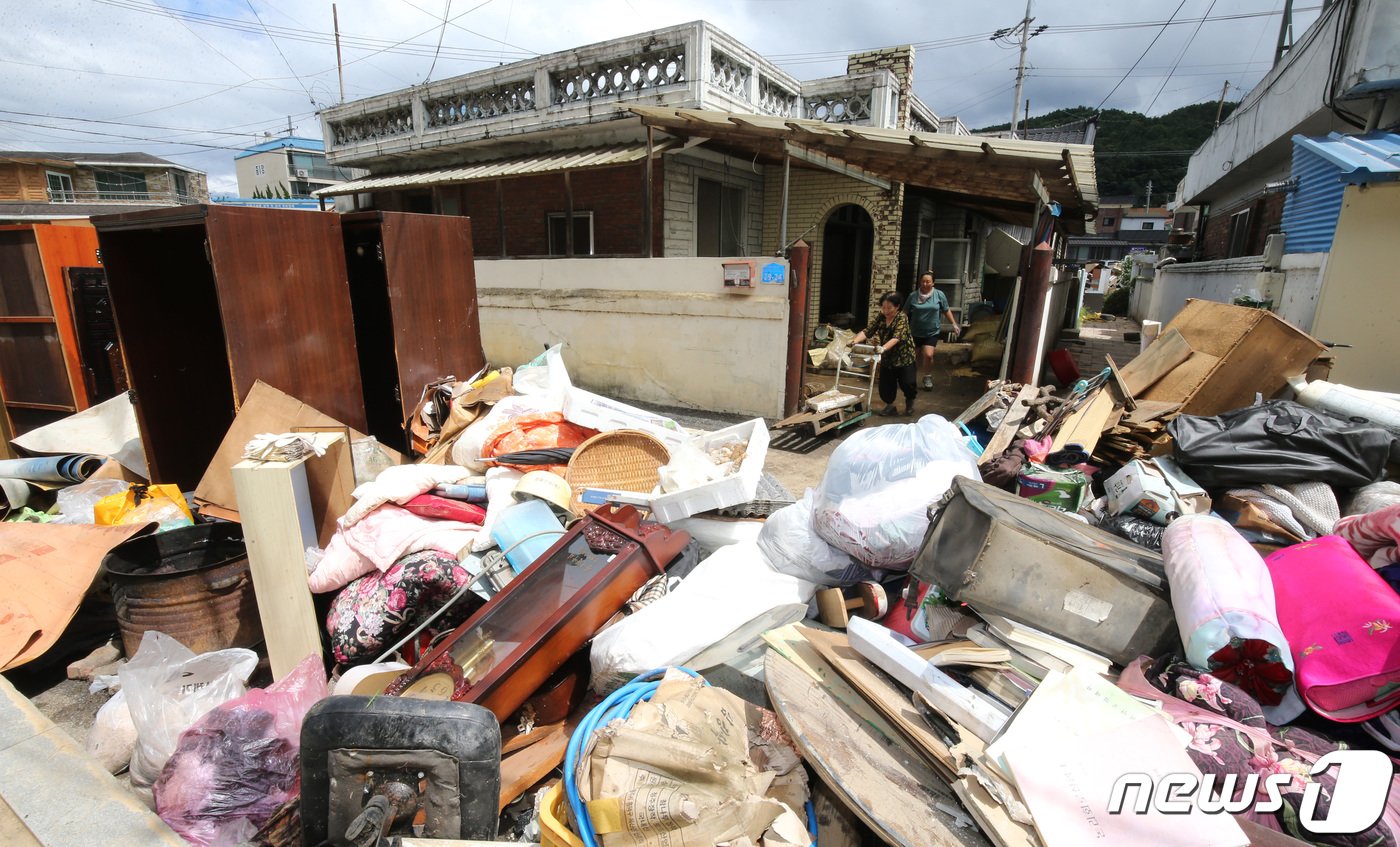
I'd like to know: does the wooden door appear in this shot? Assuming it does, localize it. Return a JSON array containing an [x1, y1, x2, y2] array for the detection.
[[203, 206, 367, 431]]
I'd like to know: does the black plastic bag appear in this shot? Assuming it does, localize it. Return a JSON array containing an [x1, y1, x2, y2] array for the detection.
[[1168, 400, 1393, 488]]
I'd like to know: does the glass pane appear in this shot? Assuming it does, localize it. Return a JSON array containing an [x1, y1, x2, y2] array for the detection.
[[0, 323, 71, 406], [720, 185, 744, 255], [573, 216, 592, 255], [0, 232, 51, 317], [697, 179, 720, 256], [931, 240, 968, 281]]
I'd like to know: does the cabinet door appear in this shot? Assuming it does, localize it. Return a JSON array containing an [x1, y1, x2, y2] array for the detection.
[[0, 229, 74, 433], [378, 212, 486, 422], [204, 207, 367, 430]]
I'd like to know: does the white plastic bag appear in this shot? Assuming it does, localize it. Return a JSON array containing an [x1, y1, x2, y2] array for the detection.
[[118, 631, 258, 807], [757, 490, 860, 586], [513, 343, 572, 399], [471, 466, 525, 553], [87, 688, 138, 774], [589, 541, 817, 692], [813, 415, 979, 570]]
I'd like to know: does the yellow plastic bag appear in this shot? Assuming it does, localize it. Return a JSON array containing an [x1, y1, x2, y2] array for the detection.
[[95, 484, 194, 531]]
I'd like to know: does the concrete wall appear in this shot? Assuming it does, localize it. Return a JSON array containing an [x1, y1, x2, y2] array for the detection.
[[1148, 252, 1327, 330], [1311, 183, 1400, 390], [474, 256, 790, 417]]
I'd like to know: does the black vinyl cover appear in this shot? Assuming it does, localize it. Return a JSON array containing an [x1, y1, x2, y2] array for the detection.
[[1168, 400, 1393, 489]]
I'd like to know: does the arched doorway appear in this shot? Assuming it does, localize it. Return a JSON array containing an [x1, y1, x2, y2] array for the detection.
[[819, 204, 874, 327]]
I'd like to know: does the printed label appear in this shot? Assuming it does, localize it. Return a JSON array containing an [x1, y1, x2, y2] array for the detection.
[[1064, 590, 1113, 623]]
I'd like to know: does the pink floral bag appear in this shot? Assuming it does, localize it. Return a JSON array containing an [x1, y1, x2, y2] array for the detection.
[[1266, 535, 1400, 722]]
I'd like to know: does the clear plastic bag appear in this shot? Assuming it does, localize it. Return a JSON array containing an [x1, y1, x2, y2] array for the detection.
[[757, 490, 860, 586], [53, 478, 129, 524], [154, 654, 327, 847], [513, 343, 572, 399], [118, 631, 258, 808], [813, 415, 979, 570]]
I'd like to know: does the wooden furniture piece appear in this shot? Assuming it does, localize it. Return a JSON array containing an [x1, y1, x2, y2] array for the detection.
[[0, 224, 99, 435], [231, 431, 349, 680], [340, 211, 485, 451], [92, 205, 367, 489]]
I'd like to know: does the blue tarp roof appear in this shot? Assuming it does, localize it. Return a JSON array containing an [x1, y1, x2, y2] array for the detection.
[[234, 136, 325, 160], [1291, 131, 1400, 185]]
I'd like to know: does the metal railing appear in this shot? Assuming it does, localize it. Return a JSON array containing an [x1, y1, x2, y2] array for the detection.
[[46, 188, 201, 205]]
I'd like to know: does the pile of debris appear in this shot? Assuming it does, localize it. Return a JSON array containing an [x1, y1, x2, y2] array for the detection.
[[3, 292, 1400, 847]]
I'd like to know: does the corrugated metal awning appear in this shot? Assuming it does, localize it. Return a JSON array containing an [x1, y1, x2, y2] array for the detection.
[[625, 105, 1098, 232], [1292, 131, 1400, 185], [313, 141, 675, 197]]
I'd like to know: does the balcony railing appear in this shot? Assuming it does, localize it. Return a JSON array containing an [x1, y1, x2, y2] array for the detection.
[[46, 188, 200, 205], [321, 21, 919, 163]]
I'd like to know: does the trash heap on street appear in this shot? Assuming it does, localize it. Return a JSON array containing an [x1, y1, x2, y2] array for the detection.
[[3, 295, 1400, 847]]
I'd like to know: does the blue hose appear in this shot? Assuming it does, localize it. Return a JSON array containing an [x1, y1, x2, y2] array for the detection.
[[561, 668, 815, 847]]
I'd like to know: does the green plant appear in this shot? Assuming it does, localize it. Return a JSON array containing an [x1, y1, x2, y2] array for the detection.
[[1103, 282, 1131, 315]]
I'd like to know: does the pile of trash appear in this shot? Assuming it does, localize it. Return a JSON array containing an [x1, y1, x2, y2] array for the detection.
[[3, 296, 1400, 847]]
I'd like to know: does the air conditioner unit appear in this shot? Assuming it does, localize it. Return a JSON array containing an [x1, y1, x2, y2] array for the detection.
[[294, 168, 309, 178]]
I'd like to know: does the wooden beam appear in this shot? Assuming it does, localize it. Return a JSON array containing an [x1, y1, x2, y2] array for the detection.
[[1119, 328, 1193, 396], [1061, 148, 1082, 198], [782, 142, 891, 190], [981, 141, 996, 155], [978, 384, 1038, 464]]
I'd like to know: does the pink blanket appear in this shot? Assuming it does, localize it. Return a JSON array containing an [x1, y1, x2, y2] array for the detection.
[[1335, 503, 1400, 568], [310, 505, 479, 593]]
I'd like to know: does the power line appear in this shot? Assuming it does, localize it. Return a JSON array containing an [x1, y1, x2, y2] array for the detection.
[[0, 118, 253, 152], [425, 0, 454, 82], [1144, 0, 1219, 116], [1094, 0, 1188, 112], [244, 0, 318, 107]]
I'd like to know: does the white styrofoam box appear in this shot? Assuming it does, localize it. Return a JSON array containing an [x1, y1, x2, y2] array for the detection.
[[650, 418, 769, 524], [562, 387, 688, 448]]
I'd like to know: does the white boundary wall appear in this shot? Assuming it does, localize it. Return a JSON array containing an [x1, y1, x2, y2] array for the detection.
[[474, 257, 791, 418]]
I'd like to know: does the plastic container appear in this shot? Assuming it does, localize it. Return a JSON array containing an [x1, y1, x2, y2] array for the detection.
[[539, 781, 584, 847], [491, 498, 566, 573], [649, 418, 770, 524]]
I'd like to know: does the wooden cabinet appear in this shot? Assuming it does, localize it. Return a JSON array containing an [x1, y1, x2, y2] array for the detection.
[[341, 211, 485, 450], [93, 205, 368, 489], [0, 224, 98, 435]]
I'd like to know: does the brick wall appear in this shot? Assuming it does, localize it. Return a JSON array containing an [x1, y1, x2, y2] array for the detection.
[[662, 151, 765, 257], [1199, 192, 1286, 260], [846, 45, 914, 129], [410, 161, 661, 258], [760, 167, 903, 330]]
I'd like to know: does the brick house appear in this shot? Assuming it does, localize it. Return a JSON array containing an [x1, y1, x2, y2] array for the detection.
[[0, 152, 209, 223], [318, 21, 1096, 330]]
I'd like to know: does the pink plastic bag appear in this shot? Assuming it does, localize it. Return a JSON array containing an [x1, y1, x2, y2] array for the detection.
[[1266, 535, 1400, 722], [154, 654, 328, 847]]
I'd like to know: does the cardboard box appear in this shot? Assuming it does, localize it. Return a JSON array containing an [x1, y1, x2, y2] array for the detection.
[[1104, 457, 1209, 525]]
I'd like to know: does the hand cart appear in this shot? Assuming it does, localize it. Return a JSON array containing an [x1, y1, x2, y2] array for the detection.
[[775, 343, 882, 437]]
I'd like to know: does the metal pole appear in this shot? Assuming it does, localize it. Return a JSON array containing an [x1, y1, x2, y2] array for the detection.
[[1274, 0, 1295, 64], [1009, 0, 1033, 137], [779, 150, 791, 253], [1214, 80, 1230, 128], [784, 240, 811, 418], [644, 126, 654, 257], [333, 4, 345, 103], [564, 170, 574, 257]]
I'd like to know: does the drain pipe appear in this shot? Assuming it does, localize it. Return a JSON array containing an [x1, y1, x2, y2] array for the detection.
[[785, 239, 811, 418]]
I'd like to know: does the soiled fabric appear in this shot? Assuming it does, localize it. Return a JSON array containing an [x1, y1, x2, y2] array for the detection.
[[310, 504, 480, 593], [326, 550, 482, 665], [341, 463, 475, 528], [479, 412, 596, 475], [1118, 656, 1400, 847], [1335, 503, 1400, 569], [1161, 515, 1300, 723]]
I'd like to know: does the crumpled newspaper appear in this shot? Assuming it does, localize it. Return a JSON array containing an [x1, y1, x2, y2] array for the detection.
[[242, 432, 327, 463]]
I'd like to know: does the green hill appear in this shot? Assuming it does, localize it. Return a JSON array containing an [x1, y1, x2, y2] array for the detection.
[[975, 102, 1237, 201]]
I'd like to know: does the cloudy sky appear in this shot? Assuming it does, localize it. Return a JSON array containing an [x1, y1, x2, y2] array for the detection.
[[0, 0, 1319, 194]]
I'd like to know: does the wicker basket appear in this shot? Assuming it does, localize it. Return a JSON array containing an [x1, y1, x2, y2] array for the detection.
[[565, 429, 670, 513]]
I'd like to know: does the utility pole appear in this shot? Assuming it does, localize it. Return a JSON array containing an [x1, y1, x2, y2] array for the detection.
[[1214, 80, 1230, 127], [1009, 0, 1033, 138], [1274, 0, 1295, 64], [333, 3, 346, 103], [1144, 179, 1153, 211]]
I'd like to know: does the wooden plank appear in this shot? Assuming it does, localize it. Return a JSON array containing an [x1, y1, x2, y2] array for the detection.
[[498, 720, 572, 811], [1123, 399, 1180, 424], [500, 720, 566, 757], [1139, 350, 1221, 408], [764, 650, 990, 847], [1103, 354, 1135, 411], [954, 380, 1005, 425], [951, 779, 1037, 847], [1118, 328, 1192, 396], [1049, 388, 1118, 452], [978, 385, 1037, 465], [231, 435, 340, 680], [761, 625, 902, 742], [802, 628, 959, 781]]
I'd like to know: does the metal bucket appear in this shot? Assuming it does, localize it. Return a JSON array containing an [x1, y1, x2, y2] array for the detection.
[[104, 523, 263, 657]]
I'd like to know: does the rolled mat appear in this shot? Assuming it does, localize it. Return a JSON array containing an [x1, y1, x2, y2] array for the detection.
[[1162, 514, 1301, 723], [0, 454, 105, 485]]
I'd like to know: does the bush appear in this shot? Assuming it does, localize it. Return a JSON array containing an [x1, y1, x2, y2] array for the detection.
[[1103, 283, 1131, 315]]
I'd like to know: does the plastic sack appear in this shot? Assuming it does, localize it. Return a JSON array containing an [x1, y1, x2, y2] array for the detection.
[[118, 631, 258, 807], [813, 415, 979, 570], [95, 483, 194, 532], [452, 393, 562, 471], [1169, 400, 1393, 489], [87, 688, 138, 774], [657, 440, 722, 493], [154, 654, 328, 847], [479, 412, 596, 474], [351, 436, 397, 487], [54, 478, 129, 524], [756, 490, 860, 586], [513, 343, 572, 399]]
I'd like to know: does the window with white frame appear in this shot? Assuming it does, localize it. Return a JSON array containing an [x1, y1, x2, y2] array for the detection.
[[696, 177, 745, 256], [1227, 208, 1252, 258], [547, 212, 594, 256], [46, 171, 74, 202], [172, 171, 190, 200]]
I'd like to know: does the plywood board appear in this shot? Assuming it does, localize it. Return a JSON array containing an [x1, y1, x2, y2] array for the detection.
[[761, 625, 900, 741], [764, 650, 990, 847], [1140, 350, 1221, 408], [1119, 328, 1192, 396], [1049, 388, 1118, 452], [978, 385, 1037, 466]]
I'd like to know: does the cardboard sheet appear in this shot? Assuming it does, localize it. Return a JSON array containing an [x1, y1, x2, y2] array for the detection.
[[0, 522, 152, 670], [11, 393, 147, 480]]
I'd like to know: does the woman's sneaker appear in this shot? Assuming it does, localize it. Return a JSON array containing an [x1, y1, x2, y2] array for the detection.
[[921, 375, 934, 390]]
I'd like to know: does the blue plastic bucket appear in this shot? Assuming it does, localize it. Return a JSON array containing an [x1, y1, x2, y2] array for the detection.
[[491, 498, 566, 573]]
